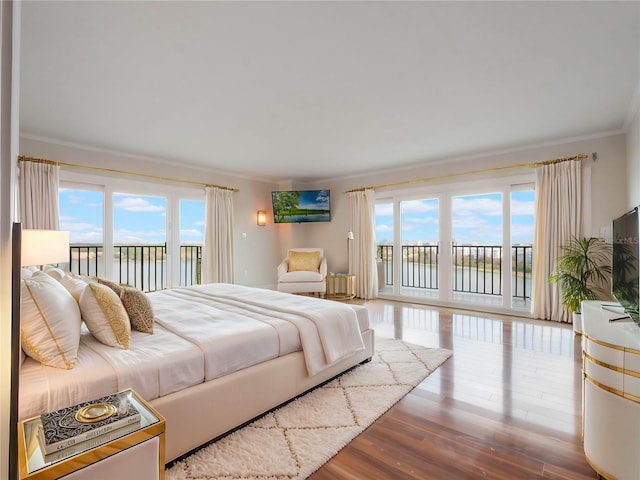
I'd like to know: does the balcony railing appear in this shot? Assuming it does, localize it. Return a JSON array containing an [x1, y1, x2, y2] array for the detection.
[[377, 244, 532, 300], [69, 244, 202, 292]]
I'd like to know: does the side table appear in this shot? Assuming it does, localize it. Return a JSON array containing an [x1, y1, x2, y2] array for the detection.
[[18, 389, 165, 480], [325, 274, 356, 300]]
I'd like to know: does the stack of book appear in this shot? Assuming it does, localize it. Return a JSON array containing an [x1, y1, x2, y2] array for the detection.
[[38, 390, 141, 455]]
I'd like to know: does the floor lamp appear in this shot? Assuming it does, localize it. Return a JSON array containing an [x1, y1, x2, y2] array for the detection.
[[347, 231, 354, 275]]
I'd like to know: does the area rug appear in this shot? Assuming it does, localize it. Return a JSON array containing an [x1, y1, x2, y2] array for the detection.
[[165, 338, 452, 480]]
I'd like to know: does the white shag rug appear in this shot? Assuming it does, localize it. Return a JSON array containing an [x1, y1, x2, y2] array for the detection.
[[166, 337, 452, 480]]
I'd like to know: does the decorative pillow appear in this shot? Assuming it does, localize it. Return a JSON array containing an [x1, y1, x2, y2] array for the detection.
[[96, 277, 124, 296], [43, 266, 65, 282], [21, 272, 82, 369], [21, 266, 37, 279], [120, 287, 154, 333], [288, 250, 321, 272], [60, 273, 89, 302], [79, 283, 131, 349], [96, 278, 154, 333]]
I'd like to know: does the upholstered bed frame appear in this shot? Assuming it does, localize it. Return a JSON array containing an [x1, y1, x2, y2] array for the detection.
[[154, 328, 375, 462]]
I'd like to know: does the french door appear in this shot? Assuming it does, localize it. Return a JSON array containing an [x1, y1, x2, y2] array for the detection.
[[375, 177, 534, 312]]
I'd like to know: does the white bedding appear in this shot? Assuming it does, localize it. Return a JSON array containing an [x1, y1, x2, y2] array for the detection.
[[159, 284, 365, 375], [19, 284, 368, 420]]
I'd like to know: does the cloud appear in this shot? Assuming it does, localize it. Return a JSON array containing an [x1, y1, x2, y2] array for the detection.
[[511, 199, 535, 216], [113, 196, 165, 213], [401, 199, 439, 214], [452, 196, 502, 216], [375, 203, 393, 216], [114, 228, 165, 244], [180, 229, 203, 238]]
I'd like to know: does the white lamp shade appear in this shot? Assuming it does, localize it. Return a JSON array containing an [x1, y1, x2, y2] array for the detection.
[[21, 230, 70, 267], [347, 231, 354, 240]]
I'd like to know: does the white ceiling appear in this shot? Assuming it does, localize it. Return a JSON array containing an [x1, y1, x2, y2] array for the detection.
[[19, 1, 640, 183]]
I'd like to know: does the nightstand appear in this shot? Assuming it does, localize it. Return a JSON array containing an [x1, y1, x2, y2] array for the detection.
[[325, 273, 356, 300], [18, 389, 165, 480]]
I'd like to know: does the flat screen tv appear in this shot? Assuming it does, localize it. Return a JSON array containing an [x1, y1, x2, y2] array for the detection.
[[612, 207, 640, 324], [271, 190, 331, 224]]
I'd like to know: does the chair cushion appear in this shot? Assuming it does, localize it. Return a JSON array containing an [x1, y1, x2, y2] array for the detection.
[[288, 250, 321, 272], [279, 270, 324, 282]]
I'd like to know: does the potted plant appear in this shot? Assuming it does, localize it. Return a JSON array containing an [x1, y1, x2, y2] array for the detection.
[[550, 236, 612, 334]]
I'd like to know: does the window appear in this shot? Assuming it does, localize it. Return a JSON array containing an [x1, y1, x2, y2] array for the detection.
[[59, 174, 205, 291], [59, 185, 104, 277]]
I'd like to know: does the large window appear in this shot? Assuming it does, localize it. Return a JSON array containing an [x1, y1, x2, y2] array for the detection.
[[375, 177, 534, 313], [59, 175, 204, 292]]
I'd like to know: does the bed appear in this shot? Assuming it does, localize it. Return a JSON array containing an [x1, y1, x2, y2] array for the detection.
[[18, 279, 374, 463]]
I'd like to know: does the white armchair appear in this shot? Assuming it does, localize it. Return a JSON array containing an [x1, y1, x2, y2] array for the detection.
[[277, 248, 327, 296]]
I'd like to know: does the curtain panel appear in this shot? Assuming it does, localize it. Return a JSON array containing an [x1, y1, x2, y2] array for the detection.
[[348, 189, 378, 299], [202, 186, 234, 284], [531, 160, 581, 322], [18, 161, 60, 229]]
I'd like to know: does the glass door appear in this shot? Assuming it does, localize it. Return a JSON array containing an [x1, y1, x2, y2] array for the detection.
[[451, 192, 503, 306], [113, 193, 167, 291]]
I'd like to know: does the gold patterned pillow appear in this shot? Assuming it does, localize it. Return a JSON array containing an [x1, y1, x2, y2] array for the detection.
[[96, 278, 154, 333], [288, 250, 321, 272], [96, 277, 124, 296], [79, 282, 131, 349], [120, 287, 154, 333]]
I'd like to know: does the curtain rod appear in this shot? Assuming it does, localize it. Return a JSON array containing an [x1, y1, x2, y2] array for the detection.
[[345, 153, 593, 193], [17, 155, 240, 192]]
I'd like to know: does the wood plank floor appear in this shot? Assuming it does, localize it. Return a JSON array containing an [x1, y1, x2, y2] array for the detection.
[[309, 300, 597, 480]]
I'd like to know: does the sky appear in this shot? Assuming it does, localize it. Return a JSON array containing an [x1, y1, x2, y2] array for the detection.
[[59, 188, 205, 244], [375, 190, 535, 245], [60, 187, 533, 246]]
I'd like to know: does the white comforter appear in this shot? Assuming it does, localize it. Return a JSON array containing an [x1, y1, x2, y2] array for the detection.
[[152, 283, 365, 376]]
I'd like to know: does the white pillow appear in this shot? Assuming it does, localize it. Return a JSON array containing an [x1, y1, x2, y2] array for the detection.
[[43, 266, 65, 282], [21, 272, 82, 369], [60, 273, 89, 302], [79, 282, 131, 349], [20, 267, 38, 279]]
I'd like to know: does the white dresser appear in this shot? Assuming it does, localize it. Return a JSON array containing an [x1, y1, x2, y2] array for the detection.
[[581, 301, 640, 479]]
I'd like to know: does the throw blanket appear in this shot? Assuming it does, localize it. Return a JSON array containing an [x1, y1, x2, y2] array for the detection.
[[158, 284, 365, 376]]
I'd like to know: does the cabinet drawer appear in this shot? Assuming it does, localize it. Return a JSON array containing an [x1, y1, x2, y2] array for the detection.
[[584, 337, 624, 368], [585, 357, 623, 392], [624, 350, 640, 376]]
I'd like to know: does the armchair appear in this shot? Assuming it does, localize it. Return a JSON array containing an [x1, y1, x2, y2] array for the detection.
[[277, 248, 327, 296]]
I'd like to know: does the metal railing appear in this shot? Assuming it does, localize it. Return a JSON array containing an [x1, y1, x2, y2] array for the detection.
[[69, 244, 202, 292], [377, 244, 532, 299]]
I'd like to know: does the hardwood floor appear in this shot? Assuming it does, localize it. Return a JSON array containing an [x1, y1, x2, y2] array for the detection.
[[309, 300, 597, 480]]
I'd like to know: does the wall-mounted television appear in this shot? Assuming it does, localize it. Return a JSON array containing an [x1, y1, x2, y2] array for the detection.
[[271, 190, 331, 224], [612, 207, 640, 324]]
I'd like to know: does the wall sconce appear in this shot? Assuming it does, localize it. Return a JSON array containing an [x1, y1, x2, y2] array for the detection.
[[21, 229, 70, 268], [257, 210, 267, 226]]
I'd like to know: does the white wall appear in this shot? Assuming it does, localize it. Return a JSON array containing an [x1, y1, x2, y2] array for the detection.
[[627, 105, 640, 209]]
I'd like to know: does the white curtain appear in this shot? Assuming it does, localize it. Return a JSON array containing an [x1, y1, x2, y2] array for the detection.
[[531, 160, 581, 322], [348, 189, 378, 299], [18, 160, 60, 229], [202, 186, 234, 284]]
